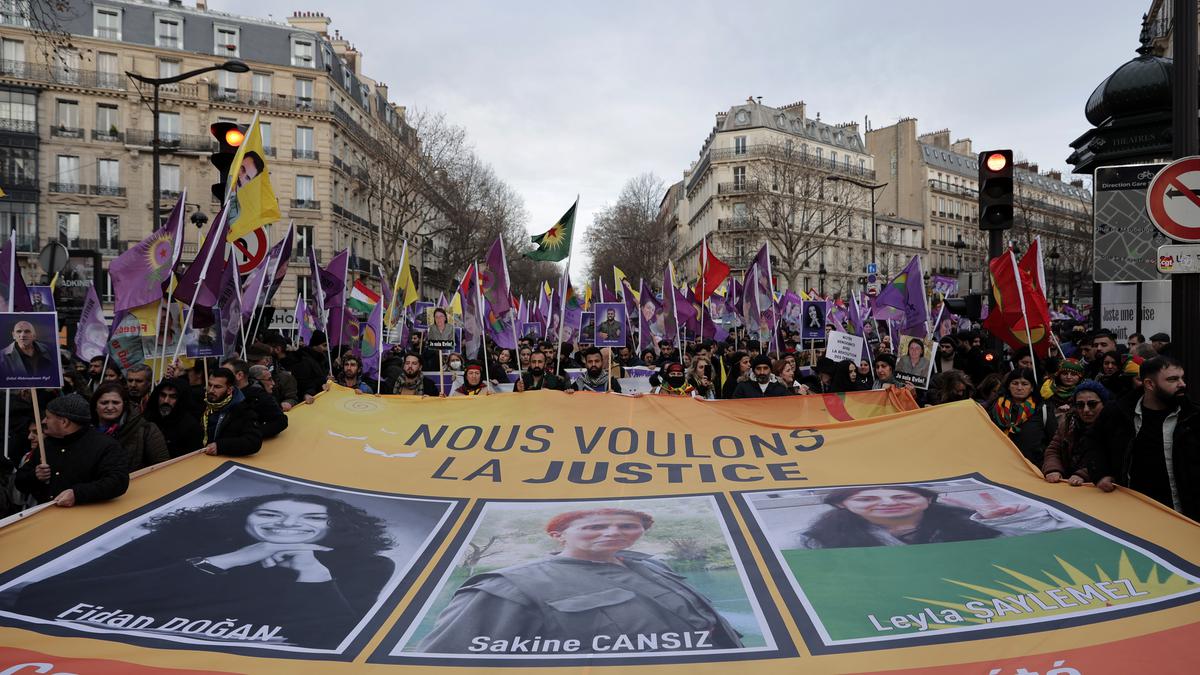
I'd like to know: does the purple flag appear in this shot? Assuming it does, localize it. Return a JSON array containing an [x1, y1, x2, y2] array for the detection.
[[216, 262, 241, 355], [743, 246, 776, 347], [109, 193, 186, 312], [872, 255, 929, 337], [295, 293, 312, 346], [321, 249, 349, 310], [361, 300, 383, 378], [662, 264, 680, 353], [0, 231, 32, 312], [239, 256, 271, 323], [175, 204, 230, 308], [327, 306, 358, 348], [620, 277, 639, 327], [75, 284, 109, 360], [480, 238, 517, 348]]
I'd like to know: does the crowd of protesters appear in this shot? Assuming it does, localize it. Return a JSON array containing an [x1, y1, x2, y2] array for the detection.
[[0, 319, 1193, 523]]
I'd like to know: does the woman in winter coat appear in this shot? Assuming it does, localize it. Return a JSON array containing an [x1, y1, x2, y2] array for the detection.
[[1042, 379, 1109, 486], [91, 381, 169, 473], [987, 368, 1057, 466]]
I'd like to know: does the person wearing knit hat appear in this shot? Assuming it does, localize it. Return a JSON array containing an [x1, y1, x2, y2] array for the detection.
[[14, 394, 130, 507], [733, 354, 789, 398], [1041, 358, 1084, 419]]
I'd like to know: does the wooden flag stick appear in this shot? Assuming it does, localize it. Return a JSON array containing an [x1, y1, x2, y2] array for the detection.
[[29, 389, 46, 466]]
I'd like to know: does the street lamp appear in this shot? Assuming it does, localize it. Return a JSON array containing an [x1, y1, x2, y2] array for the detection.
[[126, 59, 250, 226], [1048, 246, 1060, 302], [818, 263, 827, 296], [826, 175, 887, 273]]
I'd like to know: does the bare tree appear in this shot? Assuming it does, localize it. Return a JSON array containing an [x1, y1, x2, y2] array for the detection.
[[19, 1, 79, 65], [736, 142, 862, 291], [584, 173, 668, 283], [1012, 180, 1093, 303]]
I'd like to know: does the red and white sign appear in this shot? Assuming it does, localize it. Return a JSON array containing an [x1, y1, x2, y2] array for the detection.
[[231, 228, 268, 274], [1146, 156, 1200, 242]]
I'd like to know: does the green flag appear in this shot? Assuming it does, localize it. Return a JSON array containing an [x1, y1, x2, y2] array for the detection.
[[525, 199, 576, 262]]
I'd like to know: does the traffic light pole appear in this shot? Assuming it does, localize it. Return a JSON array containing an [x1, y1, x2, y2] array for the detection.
[[126, 60, 248, 227]]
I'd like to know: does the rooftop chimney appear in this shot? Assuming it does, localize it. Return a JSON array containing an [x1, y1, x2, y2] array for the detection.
[[287, 11, 331, 37]]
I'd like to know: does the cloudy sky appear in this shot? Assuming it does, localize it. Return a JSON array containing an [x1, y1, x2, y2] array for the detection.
[[215, 0, 1147, 277]]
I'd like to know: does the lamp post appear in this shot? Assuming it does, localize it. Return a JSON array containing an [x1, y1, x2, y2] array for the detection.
[[126, 59, 249, 226], [826, 175, 887, 274], [818, 263, 827, 296], [1048, 246, 1060, 303], [953, 234, 967, 291]]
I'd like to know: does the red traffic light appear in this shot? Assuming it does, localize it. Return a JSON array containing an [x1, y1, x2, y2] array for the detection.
[[224, 128, 245, 147], [985, 152, 1008, 173]]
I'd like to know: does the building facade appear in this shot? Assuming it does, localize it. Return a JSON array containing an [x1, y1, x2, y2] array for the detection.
[[670, 98, 928, 298], [867, 119, 1092, 301], [0, 0, 444, 318]]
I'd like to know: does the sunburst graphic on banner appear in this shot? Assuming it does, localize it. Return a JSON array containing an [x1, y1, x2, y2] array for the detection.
[[906, 550, 1195, 629], [147, 231, 176, 283]]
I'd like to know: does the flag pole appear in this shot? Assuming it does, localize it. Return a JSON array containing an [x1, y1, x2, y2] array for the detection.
[[554, 196, 578, 377], [248, 222, 293, 350], [240, 227, 273, 358], [155, 191, 187, 384], [4, 229, 14, 464], [1009, 249, 1039, 384], [699, 236, 707, 343], [472, 261, 491, 385], [171, 208, 229, 367]]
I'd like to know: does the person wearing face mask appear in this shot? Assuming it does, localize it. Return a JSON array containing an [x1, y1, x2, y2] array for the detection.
[[7, 493, 395, 650], [1043, 380, 1109, 487], [1085, 356, 1198, 518], [651, 362, 694, 396], [144, 379, 205, 458], [732, 355, 789, 398], [90, 382, 169, 473]]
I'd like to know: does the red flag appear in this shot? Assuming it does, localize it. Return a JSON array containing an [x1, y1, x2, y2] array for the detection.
[[984, 249, 1051, 358], [694, 237, 730, 303]]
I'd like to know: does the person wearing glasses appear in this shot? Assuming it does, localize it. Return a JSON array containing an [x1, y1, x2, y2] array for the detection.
[[1042, 379, 1109, 486]]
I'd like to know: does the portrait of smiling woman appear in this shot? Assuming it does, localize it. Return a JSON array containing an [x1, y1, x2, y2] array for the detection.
[[10, 493, 396, 649]]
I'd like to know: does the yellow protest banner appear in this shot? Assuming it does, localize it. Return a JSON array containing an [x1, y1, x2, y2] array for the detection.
[[0, 389, 1196, 674]]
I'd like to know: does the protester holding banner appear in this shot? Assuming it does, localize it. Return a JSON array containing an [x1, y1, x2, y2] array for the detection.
[[384, 354, 439, 396], [199, 368, 262, 458], [1085, 356, 1198, 519], [987, 368, 1056, 466], [451, 362, 496, 396], [145, 378, 204, 458], [15, 394, 129, 507], [1040, 358, 1085, 423], [417, 507, 743, 653], [733, 355, 789, 398], [570, 348, 621, 393], [520, 351, 566, 391], [1042, 379, 1109, 486], [221, 358, 290, 437], [90, 382, 169, 473]]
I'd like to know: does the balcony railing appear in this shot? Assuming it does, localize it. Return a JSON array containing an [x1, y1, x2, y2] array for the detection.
[[928, 179, 977, 198], [48, 182, 86, 194], [717, 217, 760, 231], [159, 189, 182, 200], [0, 59, 126, 90], [125, 128, 216, 153], [206, 84, 331, 114], [263, 146, 276, 157], [2, 233, 37, 253], [90, 184, 125, 197], [0, 117, 35, 135], [331, 203, 371, 228], [717, 180, 760, 195], [51, 125, 83, 139], [292, 148, 319, 160], [709, 144, 877, 181], [92, 129, 123, 142], [291, 199, 321, 210]]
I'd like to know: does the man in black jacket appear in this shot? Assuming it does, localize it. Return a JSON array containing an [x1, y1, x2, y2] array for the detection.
[[221, 358, 288, 439], [281, 331, 329, 398], [144, 378, 204, 458], [200, 368, 262, 457], [521, 351, 567, 391], [1084, 356, 1198, 519], [15, 393, 129, 507], [733, 355, 790, 398]]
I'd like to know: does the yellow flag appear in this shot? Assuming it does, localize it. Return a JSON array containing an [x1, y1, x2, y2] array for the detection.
[[448, 291, 462, 319], [392, 241, 419, 309], [225, 114, 280, 242]]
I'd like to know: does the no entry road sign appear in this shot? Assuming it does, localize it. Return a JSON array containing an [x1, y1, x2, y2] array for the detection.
[[1147, 156, 1200, 242]]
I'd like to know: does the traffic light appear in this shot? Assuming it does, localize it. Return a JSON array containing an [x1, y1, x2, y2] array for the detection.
[[977, 149, 1013, 231], [209, 121, 247, 201], [944, 294, 984, 320]]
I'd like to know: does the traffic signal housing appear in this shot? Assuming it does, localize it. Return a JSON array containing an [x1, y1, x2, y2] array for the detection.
[[209, 122, 247, 201], [977, 149, 1013, 231]]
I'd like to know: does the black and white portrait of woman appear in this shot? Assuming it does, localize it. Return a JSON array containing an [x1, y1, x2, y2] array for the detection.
[[0, 465, 457, 654]]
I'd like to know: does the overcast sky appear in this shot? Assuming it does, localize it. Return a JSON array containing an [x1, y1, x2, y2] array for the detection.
[[214, 0, 1147, 278]]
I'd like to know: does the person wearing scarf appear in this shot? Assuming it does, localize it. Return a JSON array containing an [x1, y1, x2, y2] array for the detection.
[[989, 367, 1056, 466], [452, 362, 494, 397], [1040, 358, 1083, 424], [90, 381, 169, 473], [653, 362, 696, 397], [200, 368, 262, 457]]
